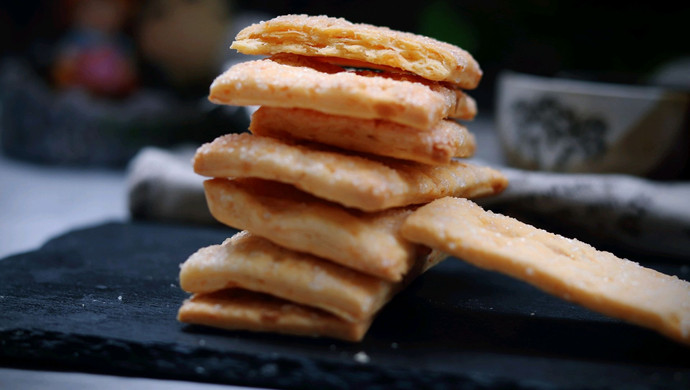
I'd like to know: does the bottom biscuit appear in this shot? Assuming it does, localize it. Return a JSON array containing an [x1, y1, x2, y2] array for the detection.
[[178, 289, 372, 342]]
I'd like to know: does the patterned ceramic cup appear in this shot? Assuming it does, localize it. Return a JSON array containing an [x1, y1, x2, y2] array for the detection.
[[495, 72, 689, 178]]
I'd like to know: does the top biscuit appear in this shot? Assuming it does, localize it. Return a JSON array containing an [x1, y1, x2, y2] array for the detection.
[[231, 14, 482, 89]]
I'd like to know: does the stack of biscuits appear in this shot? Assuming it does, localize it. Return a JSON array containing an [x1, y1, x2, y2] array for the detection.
[[176, 14, 509, 341]]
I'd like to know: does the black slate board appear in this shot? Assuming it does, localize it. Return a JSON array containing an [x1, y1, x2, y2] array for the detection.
[[1, 221, 689, 390]]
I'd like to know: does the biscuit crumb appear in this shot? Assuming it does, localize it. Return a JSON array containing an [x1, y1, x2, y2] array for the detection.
[[354, 351, 370, 364]]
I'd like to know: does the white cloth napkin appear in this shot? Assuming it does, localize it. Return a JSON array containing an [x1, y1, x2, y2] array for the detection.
[[478, 166, 690, 259], [127, 146, 214, 225]]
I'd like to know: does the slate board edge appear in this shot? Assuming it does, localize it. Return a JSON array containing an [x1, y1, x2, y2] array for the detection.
[[0, 327, 551, 390]]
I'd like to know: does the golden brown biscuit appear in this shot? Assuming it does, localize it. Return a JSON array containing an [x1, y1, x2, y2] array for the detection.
[[178, 289, 372, 342], [203, 178, 422, 281], [208, 54, 476, 129], [179, 231, 448, 322], [400, 197, 690, 345], [194, 133, 507, 212], [230, 14, 482, 89], [250, 106, 476, 165]]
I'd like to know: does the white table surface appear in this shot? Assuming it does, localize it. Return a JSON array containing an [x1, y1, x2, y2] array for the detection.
[[0, 153, 128, 260]]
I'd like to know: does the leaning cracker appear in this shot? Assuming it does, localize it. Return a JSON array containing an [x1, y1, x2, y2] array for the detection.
[[203, 178, 422, 281], [250, 106, 476, 165], [209, 54, 476, 129], [180, 231, 448, 322], [400, 197, 690, 345], [194, 133, 506, 212], [231, 14, 482, 89], [178, 289, 372, 342]]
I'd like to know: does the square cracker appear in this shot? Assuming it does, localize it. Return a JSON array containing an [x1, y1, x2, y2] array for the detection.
[[178, 289, 372, 342], [230, 14, 482, 89], [179, 231, 447, 322], [208, 54, 476, 130], [400, 197, 690, 345], [193, 133, 507, 212], [250, 106, 476, 165], [203, 177, 423, 281]]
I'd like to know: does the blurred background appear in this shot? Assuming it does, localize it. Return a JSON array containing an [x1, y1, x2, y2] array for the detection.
[[1, 0, 688, 166]]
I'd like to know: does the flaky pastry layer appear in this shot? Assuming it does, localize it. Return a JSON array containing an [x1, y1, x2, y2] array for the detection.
[[203, 178, 421, 281], [250, 107, 476, 165], [179, 231, 447, 322], [231, 14, 482, 89], [209, 54, 476, 129], [194, 133, 507, 212], [178, 289, 372, 342]]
